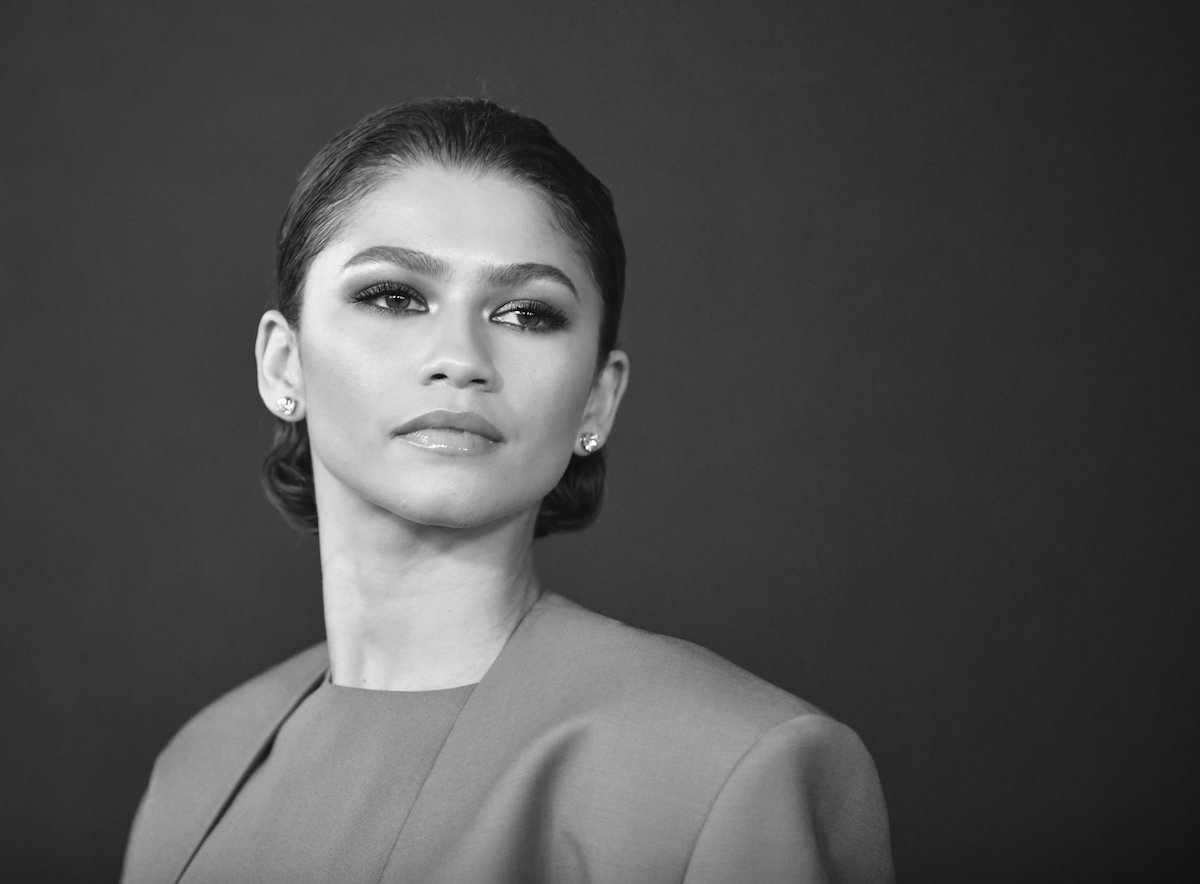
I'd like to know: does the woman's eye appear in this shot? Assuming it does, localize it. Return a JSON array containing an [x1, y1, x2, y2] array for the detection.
[[352, 282, 427, 315], [492, 300, 568, 333]]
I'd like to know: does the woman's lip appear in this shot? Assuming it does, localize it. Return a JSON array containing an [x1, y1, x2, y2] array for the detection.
[[392, 410, 504, 442], [396, 428, 499, 455]]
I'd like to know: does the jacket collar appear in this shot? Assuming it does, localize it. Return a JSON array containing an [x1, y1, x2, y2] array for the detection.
[[163, 592, 590, 882], [142, 644, 329, 884]]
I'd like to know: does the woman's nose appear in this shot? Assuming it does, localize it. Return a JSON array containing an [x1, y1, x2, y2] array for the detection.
[[418, 312, 497, 389]]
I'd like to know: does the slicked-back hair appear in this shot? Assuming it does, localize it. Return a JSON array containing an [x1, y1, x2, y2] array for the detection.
[[262, 98, 625, 538]]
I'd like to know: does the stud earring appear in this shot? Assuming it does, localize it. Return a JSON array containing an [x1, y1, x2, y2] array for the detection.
[[579, 431, 601, 454], [275, 396, 297, 417]]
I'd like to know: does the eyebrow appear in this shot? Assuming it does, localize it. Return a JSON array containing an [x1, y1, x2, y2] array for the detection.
[[342, 246, 451, 278], [484, 262, 578, 299], [342, 246, 578, 300]]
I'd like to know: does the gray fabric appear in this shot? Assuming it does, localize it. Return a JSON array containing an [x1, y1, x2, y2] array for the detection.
[[123, 593, 894, 883], [180, 680, 472, 883]]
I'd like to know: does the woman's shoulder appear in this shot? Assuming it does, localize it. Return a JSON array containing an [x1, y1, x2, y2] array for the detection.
[[151, 643, 327, 772], [519, 593, 834, 742], [498, 593, 892, 881]]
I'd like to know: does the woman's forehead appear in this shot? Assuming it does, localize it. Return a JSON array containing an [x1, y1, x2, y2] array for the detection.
[[315, 164, 595, 287]]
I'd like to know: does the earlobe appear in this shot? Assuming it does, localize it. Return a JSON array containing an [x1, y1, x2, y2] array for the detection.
[[255, 310, 305, 420], [578, 350, 630, 451]]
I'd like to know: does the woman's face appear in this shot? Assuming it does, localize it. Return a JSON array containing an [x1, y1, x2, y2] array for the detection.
[[280, 163, 625, 531]]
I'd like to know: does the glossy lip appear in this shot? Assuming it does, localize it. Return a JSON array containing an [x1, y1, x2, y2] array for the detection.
[[392, 409, 504, 454]]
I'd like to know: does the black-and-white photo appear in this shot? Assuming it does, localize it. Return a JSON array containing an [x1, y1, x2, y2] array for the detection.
[[1, 2, 1193, 881]]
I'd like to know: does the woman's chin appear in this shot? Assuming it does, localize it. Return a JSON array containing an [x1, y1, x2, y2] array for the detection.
[[378, 494, 538, 535]]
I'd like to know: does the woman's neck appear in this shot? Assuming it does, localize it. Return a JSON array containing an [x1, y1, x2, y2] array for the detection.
[[316, 495, 542, 692]]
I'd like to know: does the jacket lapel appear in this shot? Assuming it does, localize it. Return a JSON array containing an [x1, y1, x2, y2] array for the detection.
[[127, 595, 598, 883], [121, 644, 329, 884], [378, 592, 598, 882]]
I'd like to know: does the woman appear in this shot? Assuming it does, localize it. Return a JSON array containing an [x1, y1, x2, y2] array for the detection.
[[121, 98, 893, 883]]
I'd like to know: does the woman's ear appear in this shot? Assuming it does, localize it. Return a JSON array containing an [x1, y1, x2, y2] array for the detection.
[[578, 349, 630, 450], [255, 310, 305, 420]]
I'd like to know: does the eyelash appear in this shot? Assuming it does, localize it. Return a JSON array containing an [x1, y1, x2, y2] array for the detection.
[[493, 299, 569, 333], [352, 281, 426, 314], [351, 283, 569, 333]]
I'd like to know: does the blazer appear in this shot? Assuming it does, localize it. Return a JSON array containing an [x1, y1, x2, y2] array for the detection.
[[122, 593, 893, 883]]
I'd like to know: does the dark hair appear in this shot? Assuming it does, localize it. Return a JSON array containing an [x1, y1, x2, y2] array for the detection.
[[262, 98, 625, 537]]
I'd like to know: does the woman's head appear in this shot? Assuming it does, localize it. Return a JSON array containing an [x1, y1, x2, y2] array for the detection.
[[259, 99, 627, 537]]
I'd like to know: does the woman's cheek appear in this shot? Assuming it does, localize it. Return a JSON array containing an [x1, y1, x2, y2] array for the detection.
[[304, 335, 386, 413], [533, 356, 594, 436]]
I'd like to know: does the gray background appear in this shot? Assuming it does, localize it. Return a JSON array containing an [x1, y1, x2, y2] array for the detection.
[[2, 1, 1195, 880]]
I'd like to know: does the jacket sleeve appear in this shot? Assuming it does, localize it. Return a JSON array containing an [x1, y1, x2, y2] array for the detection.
[[681, 714, 894, 884]]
